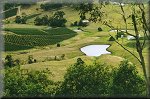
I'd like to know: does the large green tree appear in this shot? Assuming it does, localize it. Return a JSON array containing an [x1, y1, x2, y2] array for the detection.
[[56, 58, 112, 96], [81, 1, 150, 96], [4, 67, 58, 97], [49, 11, 67, 27], [111, 60, 146, 96]]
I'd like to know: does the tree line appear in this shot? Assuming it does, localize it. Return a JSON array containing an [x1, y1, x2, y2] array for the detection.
[[4, 57, 146, 97]]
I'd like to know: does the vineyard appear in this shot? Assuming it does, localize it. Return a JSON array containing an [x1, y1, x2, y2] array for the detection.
[[4, 27, 77, 51]]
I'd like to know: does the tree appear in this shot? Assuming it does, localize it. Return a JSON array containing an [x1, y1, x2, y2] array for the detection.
[[15, 15, 27, 24], [75, 2, 103, 23], [34, 16, 42, 25], [15, 16, 22, 24], [56, 58, 112, 96], [108, 2, 150, 96], [41, 15, 49, 25], [28, 55, 34, 64], [75, 3, 93, 20], [49, 11, 67, 27], [4, 55, 15, 68], [111, 60, 146, 96], [76, 1, 150, 96], [4, 67, 57, 96]]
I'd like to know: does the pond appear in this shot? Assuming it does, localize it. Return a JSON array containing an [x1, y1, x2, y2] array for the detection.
[[80, 45, 111, 57]]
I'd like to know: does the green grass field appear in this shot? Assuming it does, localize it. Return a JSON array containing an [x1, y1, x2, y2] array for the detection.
[[3, 3, 149, 82]]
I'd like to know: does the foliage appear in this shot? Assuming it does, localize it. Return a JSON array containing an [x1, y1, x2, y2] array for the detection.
[[4, 55, 15, 68], [56, 58, 112, 96], [115, 31, 125, 39], [49, 11, 67, 27], [28, 55, 36, 64], [34, 15, 49, 26], [75, 3, 103, 23], [111, 60, 146, 96], [34, 11, 67, 27], [109, 36, 115, 41], [15, 15, 27, 24], [4, 67, 57, 96], [75, 3, 93, 20], [4, 8, 18, 19], [70, 21, 78, 26], [40, 3, 63, 11], [4, 55, 20, 68], [98, 27, 103, 31]]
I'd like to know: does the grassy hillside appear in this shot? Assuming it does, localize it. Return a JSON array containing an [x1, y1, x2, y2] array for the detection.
[[3, 3, 149, 82]]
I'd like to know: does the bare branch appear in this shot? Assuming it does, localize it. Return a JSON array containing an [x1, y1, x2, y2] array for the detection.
[[125, 31, 136, 37], [109, 34, 141, 64], [141, 30, 146, 50]]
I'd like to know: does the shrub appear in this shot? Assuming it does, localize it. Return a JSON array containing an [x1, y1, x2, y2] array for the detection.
[[78, 20, 83, 26], [15, 16, 22, 23], [98, 27, 103, 31], [4, 55, 20, 68], [61, 54, 65, 60], [56, 58, 112, 96], [4, 67, 57, 96], [28, 55, 36, 64], [4, 55, 15, 68], [57, 43, 60, 47], [34, 15, 49, 26], [34, 16, 42, 25], [49, 11, 67, 27], [109, 36, 115, 41], [116, 31, 125, 38], [15, 15, 27, 24], [111, 60, 146, 96], [70, 21, 78, 26]]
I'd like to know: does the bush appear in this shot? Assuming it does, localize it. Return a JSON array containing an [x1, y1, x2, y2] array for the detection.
[[111, 60, 146, 96], [4, 55, 20, 68], [28, 55, 36, 64], [34, 16, 42, 25], [15, 15, 27, 24], [4, 67, 57, 96], [57, 43, 60, 47], [116, 31, 125, 39], [70, 21, 78, 26], [56, 58, 112, 96], [34, 15, 49, 26], [109, 36, 115, 41], [49, 11, 67, 27], [34, 11, 67, 27], [98, 27, 103, 31]]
